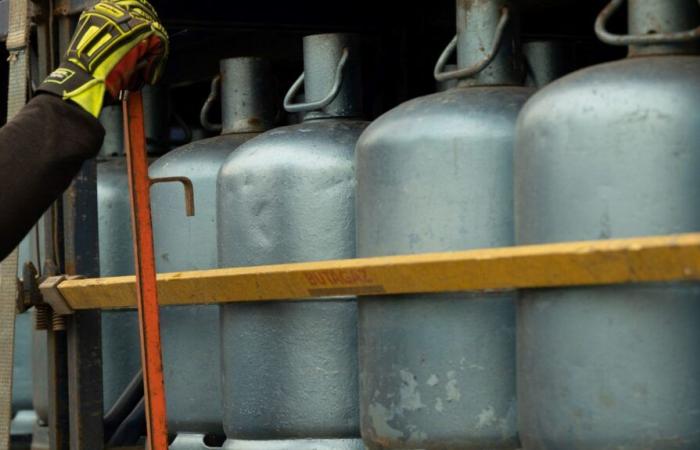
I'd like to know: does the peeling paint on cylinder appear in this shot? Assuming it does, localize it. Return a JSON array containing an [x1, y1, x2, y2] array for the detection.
[[356, 1, 530, 448]]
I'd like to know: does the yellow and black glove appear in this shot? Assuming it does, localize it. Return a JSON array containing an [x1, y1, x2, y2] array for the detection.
[[38, 0, 169, 117]]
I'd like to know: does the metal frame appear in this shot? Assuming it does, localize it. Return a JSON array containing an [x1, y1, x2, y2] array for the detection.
[[63, 159, 104, 450], [53, 0, 96, 16], [49, 232, 700, 311], [0, 1, 7, 42], [56, 11, 105, 450]]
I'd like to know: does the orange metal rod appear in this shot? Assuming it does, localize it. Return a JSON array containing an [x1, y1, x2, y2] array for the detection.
[[123, 92, 169, 450]]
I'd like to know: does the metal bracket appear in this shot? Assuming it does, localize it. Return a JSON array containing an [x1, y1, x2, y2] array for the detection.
[[15, 262, 41, 314], [39, 275, 82, 316]]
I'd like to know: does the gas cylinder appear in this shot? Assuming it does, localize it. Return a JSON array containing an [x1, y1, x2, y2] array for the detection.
[[523, 40, 574, 88], [150, 57, 278, 446], [96, 105, 142, 414], [515, 1, 700, 449], [217, 34, 367, 450], [355, 1, 532, 448], [97, 98, 174, 413]]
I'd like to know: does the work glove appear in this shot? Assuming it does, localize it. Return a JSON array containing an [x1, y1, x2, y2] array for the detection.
[[37, 0, 169, 118]]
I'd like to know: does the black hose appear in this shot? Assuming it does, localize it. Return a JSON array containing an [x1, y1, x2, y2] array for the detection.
[[107, 397, 146, 447], [103, 370, 143, 441]]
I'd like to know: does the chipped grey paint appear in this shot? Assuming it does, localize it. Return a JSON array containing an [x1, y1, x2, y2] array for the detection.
[[357, 84, 530, 449], [218, 34, 367, 447], [218, 119, 367, 444], [357, 3, 529, 447]]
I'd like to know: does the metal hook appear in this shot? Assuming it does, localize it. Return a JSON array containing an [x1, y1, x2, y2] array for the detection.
[[595, 0, 700, 46], [150, 176, 195, 217], [200, 75, 222, 133], [283, 48, 350, 113], [434, 6, 510, 82]]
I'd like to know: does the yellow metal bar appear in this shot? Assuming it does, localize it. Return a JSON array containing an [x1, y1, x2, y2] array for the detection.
[[58, 233, 700, 310]]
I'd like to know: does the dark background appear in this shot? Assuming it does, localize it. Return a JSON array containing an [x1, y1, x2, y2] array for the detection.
[[1, 1, 630, 133]]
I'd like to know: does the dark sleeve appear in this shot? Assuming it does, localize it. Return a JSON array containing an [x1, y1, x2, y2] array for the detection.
[[0, 94, 105, 260]]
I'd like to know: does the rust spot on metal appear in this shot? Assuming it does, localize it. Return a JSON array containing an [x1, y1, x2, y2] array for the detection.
[[247, 117, 262, 127]]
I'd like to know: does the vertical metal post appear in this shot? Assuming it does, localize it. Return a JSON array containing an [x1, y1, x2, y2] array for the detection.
[[54, 11, 103, 450], [46, 330, 68, 450], [123, 92, 169, 450], [63, 159, 103, 450], [57, 8, 105, 448], [37, 10, 71, 450]]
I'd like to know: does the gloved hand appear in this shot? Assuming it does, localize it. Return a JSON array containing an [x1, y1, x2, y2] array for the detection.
[[38, 0, 169, 118]]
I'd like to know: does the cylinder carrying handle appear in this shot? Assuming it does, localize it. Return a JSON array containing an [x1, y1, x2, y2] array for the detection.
[[595, 0, 700, 46], [434, 6, 510, 82], [283, 48, 349, 113], [200, 75, 222, 133]]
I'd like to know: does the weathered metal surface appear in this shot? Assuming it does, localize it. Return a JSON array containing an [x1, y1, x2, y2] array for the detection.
[[53, 0, 97, 16], [123, 92, 169, 450], [287, 33, 362, 119], [58, 10, 104, 448], [515, 1, 700, 448], [63, 148, 104, 450], [523, 40, 574, 87], [151, 57, 276, 437], [218, 34, 366, 448], [31, 326, 48, 425], [46, 328, 69, 450], [434, 0, 523, 86], [356, 2, 529, 448], [596, 0, 700, 54], [218, 58, 277, 134]]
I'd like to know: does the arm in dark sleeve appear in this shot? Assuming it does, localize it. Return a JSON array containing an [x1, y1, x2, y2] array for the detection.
[[0, 94, 105, 260]]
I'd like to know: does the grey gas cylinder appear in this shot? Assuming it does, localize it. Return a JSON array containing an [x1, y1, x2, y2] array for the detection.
[[98, 95, 176, 414], [355, 1, 533, 449], [96, 105, 142, 414], [514, 1, 700, 449], [150, 57, 278, 441], [217, 34, 367, 450], [523, 40, 574, 88]]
